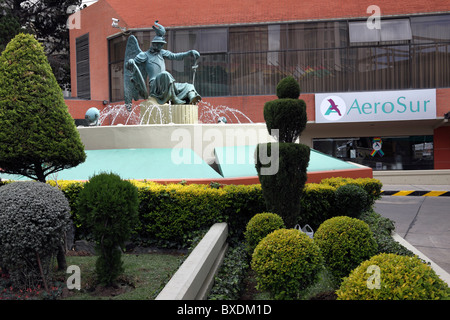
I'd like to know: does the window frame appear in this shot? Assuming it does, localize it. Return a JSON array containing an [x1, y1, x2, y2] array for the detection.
[[76, 33, 91, 100]]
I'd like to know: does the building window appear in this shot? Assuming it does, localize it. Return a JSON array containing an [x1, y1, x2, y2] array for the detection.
[[109, 34, 128, 103], [108, 30, 156, 102], [172, 28, 228, 97], [313, 136, 434, 170], [76, 33, 90, 99], [411, 15, 450, 43], [349, 19, 412, 44], [108, 14, 450, 101]]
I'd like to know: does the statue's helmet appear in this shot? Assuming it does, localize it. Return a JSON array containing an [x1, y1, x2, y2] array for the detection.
[[152, 20, 166, 43], [152, 36, 167, 44]]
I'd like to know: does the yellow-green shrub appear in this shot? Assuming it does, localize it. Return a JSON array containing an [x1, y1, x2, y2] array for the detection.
[[137, 182, 228, 244], [48, 180, 265, 247], [299, 183, 336, 229], [251, 228, 323, 299], [320, 177, 382, 207], [314, 216, 378, 281], [48, 180, 85, 220], [244, 213, 285, 254], [42, 177, 381, 247], [337, 253, 449, 300]]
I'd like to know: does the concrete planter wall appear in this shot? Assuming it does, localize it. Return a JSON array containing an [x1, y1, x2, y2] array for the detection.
[[156, 222, 228, 300]]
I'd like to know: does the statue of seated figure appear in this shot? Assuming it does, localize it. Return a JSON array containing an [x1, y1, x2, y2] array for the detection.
[[124, 21, 201, 110]]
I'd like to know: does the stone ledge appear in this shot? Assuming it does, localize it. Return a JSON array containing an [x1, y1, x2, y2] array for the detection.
[[156, 222, 228, 300], [374, 169, 450, 185]]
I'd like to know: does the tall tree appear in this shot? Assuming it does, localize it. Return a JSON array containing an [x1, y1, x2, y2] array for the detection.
[[0, 33, 86, 182], [0, 0, 84, 90]]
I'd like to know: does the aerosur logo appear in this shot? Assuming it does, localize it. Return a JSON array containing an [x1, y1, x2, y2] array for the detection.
[[320, 96, 347, 121]]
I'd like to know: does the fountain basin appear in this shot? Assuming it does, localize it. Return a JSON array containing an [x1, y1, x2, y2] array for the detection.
[[1, 123, 372, 183]]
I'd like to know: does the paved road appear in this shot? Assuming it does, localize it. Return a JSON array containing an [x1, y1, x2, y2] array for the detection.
[[374, 195, 450, 275]]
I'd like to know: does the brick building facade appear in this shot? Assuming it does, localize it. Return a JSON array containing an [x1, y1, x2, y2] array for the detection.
[[67, 0, 450, 171]]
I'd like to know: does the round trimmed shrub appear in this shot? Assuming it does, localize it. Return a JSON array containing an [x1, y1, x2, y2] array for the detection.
[[0, 181, 71, 288], [276, 76, 300, 99], [77, 172, 139, 285], [244, 212, 285, 254], [335, 184, 369, 218], [251, 228, 323, 299], [314, 216, 378, 281], [337, 253, 449, 300]]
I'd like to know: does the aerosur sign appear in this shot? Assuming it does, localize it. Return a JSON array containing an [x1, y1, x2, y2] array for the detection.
[[315, 89, 436, 123]]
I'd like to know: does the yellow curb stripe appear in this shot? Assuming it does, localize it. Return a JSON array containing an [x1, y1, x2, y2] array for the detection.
[[392, 190, 415, 196], [423, 191, 447, 197]]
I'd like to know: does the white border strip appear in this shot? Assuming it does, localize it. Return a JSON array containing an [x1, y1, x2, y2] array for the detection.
[[156, 222, 228, 300], [392, 232, 450, 286]]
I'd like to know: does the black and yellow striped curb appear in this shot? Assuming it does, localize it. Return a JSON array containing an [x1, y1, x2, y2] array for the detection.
[[380, 190, 450, 197]]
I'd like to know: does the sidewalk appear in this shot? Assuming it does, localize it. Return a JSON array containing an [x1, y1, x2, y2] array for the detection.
[[374, 186, 450, 280], [381, 185, 450, 191]]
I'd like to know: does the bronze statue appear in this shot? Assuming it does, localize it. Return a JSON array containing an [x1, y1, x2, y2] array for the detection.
[[124, 21, 201, 111]]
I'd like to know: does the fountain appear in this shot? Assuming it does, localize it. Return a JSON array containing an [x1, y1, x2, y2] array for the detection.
[[1, 21, 372, 184], [94, 100, 253, 126], [198, 101, 253, 124]]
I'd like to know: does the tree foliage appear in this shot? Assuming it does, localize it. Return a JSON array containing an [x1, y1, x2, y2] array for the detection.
[[0, 33, 86, 182], [0, 0, 84, 88]]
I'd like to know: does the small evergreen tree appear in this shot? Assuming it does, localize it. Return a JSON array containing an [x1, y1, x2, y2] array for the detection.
[[77, 172, 139, 286], [0, 33, 86, 182]]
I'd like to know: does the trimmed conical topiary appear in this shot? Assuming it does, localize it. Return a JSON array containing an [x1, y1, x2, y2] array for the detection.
[[0, 33, 86, 182], [256, 76, 310, 227]]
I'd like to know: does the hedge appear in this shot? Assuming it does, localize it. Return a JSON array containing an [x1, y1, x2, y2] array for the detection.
[[38, 178, 382, 248], [320, 177, 383, 207], [48, 180, 266, 248]]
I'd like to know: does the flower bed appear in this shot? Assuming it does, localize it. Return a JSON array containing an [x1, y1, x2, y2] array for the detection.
[[6, 176, 417, 300], [210, 209, 449, 300]]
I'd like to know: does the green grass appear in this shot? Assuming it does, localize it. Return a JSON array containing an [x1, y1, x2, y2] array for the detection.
[[61, 253, 183, 300]]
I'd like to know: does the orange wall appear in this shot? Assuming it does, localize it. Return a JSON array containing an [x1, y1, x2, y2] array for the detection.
[[67, 0, 450, 169], [66, 88, 450, 123], [437, 88, 450, 118], [69, 0, 127, 101], [66, 99, 107, 119], [202, 88, 450, 123], [434, 126, 450, 170], [106, 0, 450, 29], [204, 94, 315, 123], [70, 0, 450, 103]]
